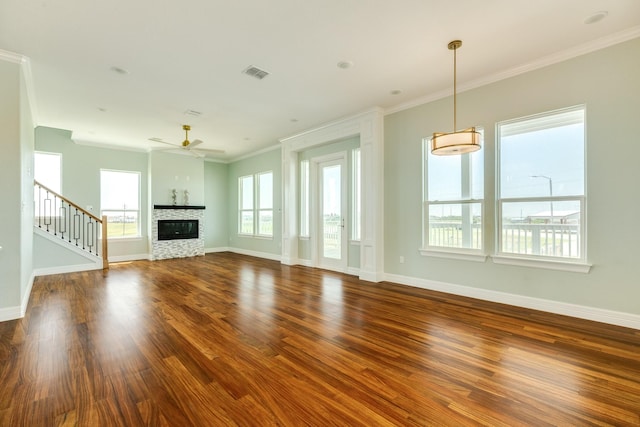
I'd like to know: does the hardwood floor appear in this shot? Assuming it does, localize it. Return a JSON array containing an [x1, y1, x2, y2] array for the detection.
[[1, 252, 639, 426]]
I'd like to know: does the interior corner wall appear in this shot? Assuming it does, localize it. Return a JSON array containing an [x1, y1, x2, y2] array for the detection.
[[19, 60, 34, 303], [383, 38, 640, 319], [0, 59, 26, 320], [204, 161, 229, 249], [227, 148, 282, 257]]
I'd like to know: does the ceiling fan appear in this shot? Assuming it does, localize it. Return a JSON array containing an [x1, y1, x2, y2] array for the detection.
[[149, 125, 225, 158]]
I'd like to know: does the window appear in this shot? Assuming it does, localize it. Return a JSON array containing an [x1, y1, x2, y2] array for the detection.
[[351, 148, 361, 241], [497, 106, 585, 261], [300, 160, 310, 237], [34, 151, 62, 192], [239, 175, 254, 234], [422, 130, 484, 256], [34, 151, 62, 217], [100, 169, 141, 238], [238, 171, 273, 237]]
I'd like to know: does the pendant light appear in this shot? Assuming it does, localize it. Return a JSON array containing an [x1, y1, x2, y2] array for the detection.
[[431, 40, 481, 155]]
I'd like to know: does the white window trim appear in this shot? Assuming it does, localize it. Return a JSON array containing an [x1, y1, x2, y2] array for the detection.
[[100, 169, 141, 239], [496, 105, 587, 268], [421, 133, 485, 258], [238, 174, 254, 236], [256, 171, 274, 238], [299, 160, 310, 238], [238, 171, 274, 239], [351, 148, 361, 242], [491, 255, 591, 273]]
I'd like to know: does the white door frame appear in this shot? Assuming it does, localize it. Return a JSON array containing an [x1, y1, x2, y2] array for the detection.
[[311, 152, 348, 272]]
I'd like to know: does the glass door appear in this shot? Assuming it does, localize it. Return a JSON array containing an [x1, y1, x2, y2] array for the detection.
[[317, 157, 347, 271]]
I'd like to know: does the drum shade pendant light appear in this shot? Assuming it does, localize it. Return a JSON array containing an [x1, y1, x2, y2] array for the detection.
[[431, 40, 481, 155]]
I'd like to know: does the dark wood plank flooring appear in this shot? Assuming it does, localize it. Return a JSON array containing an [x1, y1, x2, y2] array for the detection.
[[1, 252, 639, 426]]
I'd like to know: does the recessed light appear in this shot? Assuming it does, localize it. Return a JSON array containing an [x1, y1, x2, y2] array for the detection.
[[584, 11, 608, 24], [110, 66, 130, 75], [291, 118, 299, 123], [98, 107, 107, 112], [390, 90, 402, 95], [337, 61, 354, 69]]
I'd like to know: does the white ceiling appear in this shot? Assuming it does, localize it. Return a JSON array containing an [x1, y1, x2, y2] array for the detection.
[[1, 1, 639, 161]]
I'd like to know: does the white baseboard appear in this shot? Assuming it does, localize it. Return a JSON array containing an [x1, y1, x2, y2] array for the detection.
[[0, 305, 22, 322], [384, 272, 640, 330], [21, 272, 35, 317], [34, 263, 103, 277], [205, 247, 232, 253], [228, 247, 282, 262], [0, 272, 36, 322]]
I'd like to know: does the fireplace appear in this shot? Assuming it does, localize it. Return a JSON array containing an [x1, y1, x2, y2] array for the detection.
[[158, 219, 199, 240], [152, 205, 205, 260]]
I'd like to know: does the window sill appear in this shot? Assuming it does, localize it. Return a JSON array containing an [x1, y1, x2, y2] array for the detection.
[[492, 254, 591, 273], [238, 234, 273, 241], [419, 248, 487, 263], [105, 236, 143, 241]]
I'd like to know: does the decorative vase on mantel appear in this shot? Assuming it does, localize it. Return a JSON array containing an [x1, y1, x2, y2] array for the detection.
[[183, 189, 189, 206], [171, 188, 177, 205]]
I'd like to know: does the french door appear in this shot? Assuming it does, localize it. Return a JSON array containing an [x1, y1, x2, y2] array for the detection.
[[315, 155, 347, 272]]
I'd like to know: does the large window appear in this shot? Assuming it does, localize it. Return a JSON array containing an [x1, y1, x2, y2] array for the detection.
[[100, 169, 141, 238], [497, 106, 585, 261], [299, 160, 310, 237], [34, 151, 62, 192], [351, 148, 361, 241], [422, 131, 484, 255], [239, 171, 273, 237]]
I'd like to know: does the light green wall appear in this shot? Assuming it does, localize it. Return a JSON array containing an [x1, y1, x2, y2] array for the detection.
[[204, 161, 229, 249], [19, 63, 34, 301], [297, 136, 361, 269], [149, 151, 204, 206], [227, 148, 282, 256], [35, 126, 150, 258], [0, 60, 23, 312], [384, 38, 640, 315]]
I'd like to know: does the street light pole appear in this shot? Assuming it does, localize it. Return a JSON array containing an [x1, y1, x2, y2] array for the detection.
[[531, 175, 553, 223]]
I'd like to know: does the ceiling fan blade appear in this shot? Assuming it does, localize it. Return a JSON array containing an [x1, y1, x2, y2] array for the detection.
[[188, 139, 203, 148]]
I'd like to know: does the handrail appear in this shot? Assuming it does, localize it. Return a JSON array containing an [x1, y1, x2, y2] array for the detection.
[[34, 180, 101, 222], [34, 180, 109, 270]]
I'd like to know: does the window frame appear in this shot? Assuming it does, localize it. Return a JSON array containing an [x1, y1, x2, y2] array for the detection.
[[420, 130, 486, 262], [238, 171, 274, 238], [299, 160, 310, 238], [495, 105, 589, 270], [100, 169, 141, 239], [351, 148, 361, 242]]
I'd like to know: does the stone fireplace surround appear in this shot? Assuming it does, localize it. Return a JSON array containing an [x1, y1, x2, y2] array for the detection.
[[152, 205, 205, 260]]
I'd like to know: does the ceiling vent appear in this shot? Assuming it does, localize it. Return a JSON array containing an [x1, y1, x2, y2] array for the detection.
[[184, 109, 202, 117], [243, 65, 270, 80]]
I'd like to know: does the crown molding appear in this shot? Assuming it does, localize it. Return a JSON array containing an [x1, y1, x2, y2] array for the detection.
[[0, 49, 24, 64], [385, 26, 640, 116], [72, 137, 149, 153], [0, 49, 39, 125]]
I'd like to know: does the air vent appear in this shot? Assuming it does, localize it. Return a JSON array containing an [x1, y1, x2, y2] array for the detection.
[[243, 65, 270, 80], [184, 109, 202, 117]]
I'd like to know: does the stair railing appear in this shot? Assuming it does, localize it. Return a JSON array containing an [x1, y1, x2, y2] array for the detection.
[[34, 180, 109, 270]]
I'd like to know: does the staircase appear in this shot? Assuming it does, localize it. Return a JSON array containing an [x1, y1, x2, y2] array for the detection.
[[34, 180, 109, 270]]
